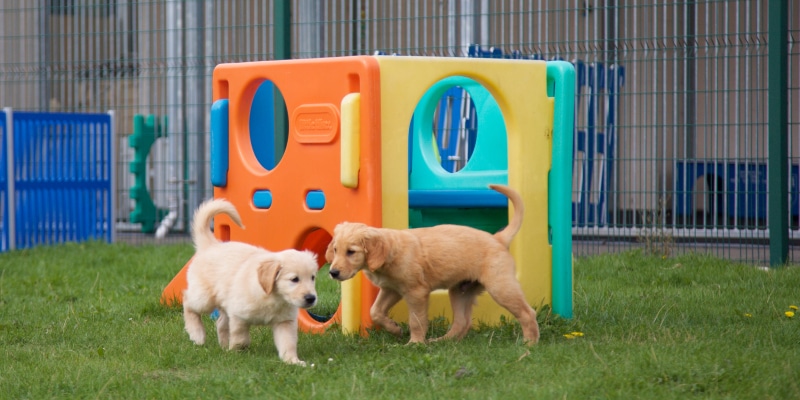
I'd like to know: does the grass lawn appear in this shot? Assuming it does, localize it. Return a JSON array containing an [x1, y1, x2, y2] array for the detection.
[[1, 241, 799, 399]]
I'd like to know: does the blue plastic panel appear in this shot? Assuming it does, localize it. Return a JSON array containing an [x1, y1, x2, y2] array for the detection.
[[675, 160, 800, 219], [211, 99, 230, 187], [408, 190, 507, 208]]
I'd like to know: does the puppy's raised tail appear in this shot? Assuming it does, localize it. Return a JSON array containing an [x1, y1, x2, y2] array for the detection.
[[191, 198, 244, 251], [490, 184, 525, 248]]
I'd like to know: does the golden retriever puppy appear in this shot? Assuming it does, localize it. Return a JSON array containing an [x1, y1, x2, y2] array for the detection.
[[326, 184, 539, 346], [183, 199, 318, 365]]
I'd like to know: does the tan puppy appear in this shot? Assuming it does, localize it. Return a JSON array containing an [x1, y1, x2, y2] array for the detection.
[[183, 199, 318, 365], [326, 184, 539, 345]]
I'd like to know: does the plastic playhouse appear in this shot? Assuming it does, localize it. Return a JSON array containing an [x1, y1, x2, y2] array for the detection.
[[162, 55, 575, 336]]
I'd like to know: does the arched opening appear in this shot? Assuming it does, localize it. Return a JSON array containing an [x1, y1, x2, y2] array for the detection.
[[295, 228, 341, 332], [409, 75, 507, 175]]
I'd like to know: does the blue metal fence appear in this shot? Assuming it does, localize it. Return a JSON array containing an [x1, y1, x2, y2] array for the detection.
[[0, 109, 115, 251], [462, 45, 626, 227], [573, 61, 625, 227]]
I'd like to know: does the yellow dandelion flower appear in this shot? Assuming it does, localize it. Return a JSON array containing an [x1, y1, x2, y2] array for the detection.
[[785, 311, 795, 318], [790, 305, 798, 311], [744, 313, 752, 318], [570, 332, 585, 337], [563, 334, 576, 339]]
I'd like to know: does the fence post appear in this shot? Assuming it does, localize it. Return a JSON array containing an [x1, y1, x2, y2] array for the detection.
[[273, 0, 291, 164], [768, 0, 788, 267], [3, 108, 14, 250], [108, 110, 117, 244]]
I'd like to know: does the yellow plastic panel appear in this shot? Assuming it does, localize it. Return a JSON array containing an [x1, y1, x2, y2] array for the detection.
[[374, 56, 554, 327], [339, 272, 362, 335], [340, 92, 361, 188]]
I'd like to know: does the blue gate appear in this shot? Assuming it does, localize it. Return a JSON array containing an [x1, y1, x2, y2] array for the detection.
[[1, 109, 115, 251]]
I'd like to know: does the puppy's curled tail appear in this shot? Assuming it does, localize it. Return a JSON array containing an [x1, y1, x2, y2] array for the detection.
[[490, 184, 525, 248], [191, 198, 244, 251]]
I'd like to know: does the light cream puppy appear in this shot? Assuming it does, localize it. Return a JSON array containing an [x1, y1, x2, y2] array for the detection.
[[183, 199, 318, 366], [326, 184, 539, 346]]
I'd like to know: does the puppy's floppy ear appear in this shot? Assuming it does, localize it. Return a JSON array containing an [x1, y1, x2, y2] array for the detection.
[[307, 250, 319, 265], [325, 240, 335, 263], [257, 259, 281, 295], [364, 229, 388, 271]]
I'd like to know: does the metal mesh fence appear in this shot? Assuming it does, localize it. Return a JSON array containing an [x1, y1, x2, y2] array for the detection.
[[0, 0, 797, 264]]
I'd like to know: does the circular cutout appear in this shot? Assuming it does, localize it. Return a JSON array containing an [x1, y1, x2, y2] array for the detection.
[[409, 76, 508, 181], [249, 80, 289, 171]]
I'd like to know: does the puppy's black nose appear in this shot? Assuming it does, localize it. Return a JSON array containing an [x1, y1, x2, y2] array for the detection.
[[304, 294, 317, 305], [329, 269, 340, 279]]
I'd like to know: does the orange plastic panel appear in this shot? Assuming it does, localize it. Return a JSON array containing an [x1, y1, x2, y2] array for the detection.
[[160, 258, 190, 306], [211, 57, 384, 333]]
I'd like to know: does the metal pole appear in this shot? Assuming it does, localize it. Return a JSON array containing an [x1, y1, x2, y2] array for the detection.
[[297, 0, 323, 58], [460, 0, 475, 56], [108, 110, 117, 243], [352, 0, 361, 55], [768, 0, 788, 267], [205, 0, 215, 195], [39, 0, 50, 111], [447, 0, 456, 55], [185, 0, 206, 224], [166, 0, 184, 233], [4, 108, 15, 250], [686, 1, 696, 158]]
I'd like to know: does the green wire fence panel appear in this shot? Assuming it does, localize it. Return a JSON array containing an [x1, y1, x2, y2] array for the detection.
[[0, 1, 797, 264]]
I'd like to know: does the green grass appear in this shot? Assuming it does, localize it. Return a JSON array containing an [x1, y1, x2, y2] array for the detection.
[[1, 241, 799, 399], [314, 263, 341, 317]]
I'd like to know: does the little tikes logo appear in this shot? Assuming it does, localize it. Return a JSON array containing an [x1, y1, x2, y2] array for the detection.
[[292, 104, 338, 143]]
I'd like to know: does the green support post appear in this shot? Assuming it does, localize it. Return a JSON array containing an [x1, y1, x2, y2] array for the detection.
[[768, 0, 788, 267], [273, 0, 291, 165], [548, 61, 576, 319]]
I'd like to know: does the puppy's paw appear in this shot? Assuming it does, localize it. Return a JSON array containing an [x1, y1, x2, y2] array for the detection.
[[284, 357, 307, 367], [188, 333, 206, 346], [383, 321, 403, 337], [524, 337, 539, 346], [228, 342, 250, 351]]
